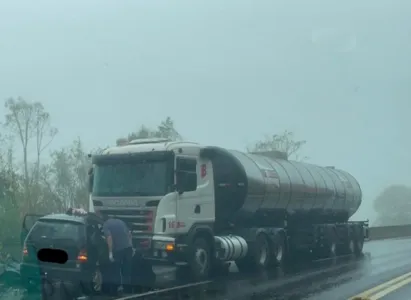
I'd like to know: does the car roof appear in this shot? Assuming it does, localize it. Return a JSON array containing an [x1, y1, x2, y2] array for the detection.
[[39, 213, 87, 224]]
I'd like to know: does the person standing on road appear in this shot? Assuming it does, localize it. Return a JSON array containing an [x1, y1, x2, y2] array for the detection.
[[100, 213, 133, 295]]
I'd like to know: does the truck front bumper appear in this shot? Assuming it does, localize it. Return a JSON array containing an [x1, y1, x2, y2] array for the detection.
[[145, 236, 189, 266]]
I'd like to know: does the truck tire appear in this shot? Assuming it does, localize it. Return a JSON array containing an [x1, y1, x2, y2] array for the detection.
[[235, 233, 270, 272], [254, 233, 271, 269], [346, 238, 355, 255], [354, 236, 364, 257], [324, 230, 337, 260], [271, 233, 286, 267], [188, 237, 211, 280], [328, 239, 337, 258]]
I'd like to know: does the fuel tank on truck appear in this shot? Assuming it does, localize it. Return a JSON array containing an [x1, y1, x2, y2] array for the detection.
[[200, 147, 362, 227]]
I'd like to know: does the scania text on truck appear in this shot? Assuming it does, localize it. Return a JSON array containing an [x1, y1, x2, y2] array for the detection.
[[88, 138, 368, 279]]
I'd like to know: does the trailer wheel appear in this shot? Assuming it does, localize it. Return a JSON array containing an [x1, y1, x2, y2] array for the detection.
[[188, 237, 211, 280], [272, 233, 286, 266], [324, 230, 337, 260], [354, 236, 364, 256], [329, 240, 337, 258], [347, 238, 355, 255]]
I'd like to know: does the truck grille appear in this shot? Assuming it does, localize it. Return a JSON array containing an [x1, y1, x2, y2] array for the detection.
[[102, 209, 155, 235]]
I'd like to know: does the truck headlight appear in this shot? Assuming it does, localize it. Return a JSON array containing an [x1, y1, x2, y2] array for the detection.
[[153, 241, 175, 252]]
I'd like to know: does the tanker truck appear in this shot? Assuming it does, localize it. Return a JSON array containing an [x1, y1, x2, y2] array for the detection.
[[88, 137, 368, 279]]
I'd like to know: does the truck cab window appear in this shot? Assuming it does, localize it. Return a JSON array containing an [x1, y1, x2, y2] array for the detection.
[[176, 157, 197, 192]]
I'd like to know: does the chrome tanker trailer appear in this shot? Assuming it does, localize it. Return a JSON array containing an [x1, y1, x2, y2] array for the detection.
[[88, 138, 368, 279]]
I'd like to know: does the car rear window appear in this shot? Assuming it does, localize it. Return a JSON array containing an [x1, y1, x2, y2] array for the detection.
[[28, 220, 85, 242]]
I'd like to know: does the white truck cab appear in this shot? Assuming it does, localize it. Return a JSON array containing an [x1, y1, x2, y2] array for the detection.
[[89, 138, 216, 268]]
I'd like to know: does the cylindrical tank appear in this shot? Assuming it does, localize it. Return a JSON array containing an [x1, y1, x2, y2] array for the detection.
[[200, 147, 362, 226]]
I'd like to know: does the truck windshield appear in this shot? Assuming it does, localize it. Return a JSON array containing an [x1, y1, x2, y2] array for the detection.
[[92, 160, 169, 197]]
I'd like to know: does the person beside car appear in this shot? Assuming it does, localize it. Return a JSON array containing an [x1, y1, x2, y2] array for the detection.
[[99, 213, 133, 295]]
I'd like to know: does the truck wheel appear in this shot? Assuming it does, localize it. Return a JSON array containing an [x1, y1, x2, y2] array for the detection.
[[235, 234, 270, 272], [189, 237, 211, 280], [254, 234, 271, 269], [323, 231, 337, 261]]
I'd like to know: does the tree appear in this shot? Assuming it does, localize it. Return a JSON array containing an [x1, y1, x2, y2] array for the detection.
[[249, 130, 308, 161], [126, 116, 181, 142], [3, 97, 57, 212], [43, 138, 91, 211], [373, 185, 411, 226], [156, 117, 182, 141], [69, 138, 90, 208], [0, 145, 24, 240]]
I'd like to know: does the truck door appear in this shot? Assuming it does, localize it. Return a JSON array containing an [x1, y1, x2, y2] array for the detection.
[[175, 156, 212, 233], [21, 214, 44, 246]]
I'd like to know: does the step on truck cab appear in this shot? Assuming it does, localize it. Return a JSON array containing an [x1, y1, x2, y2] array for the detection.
[[88, 138, 368, 280]]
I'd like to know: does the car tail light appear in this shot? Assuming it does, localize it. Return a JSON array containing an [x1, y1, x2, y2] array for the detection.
[[77, 249, 88, 263]]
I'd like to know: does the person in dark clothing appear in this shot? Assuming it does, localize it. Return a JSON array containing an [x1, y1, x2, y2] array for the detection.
[[101, 216, 133, 295], [90, 226, 111, 295]]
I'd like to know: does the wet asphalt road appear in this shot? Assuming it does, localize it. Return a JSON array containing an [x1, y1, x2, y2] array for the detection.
[[300, 237, 411, 300], [138, 237, 411, 299], [4, 237, 411, 300], [377, 278, 411, 300]]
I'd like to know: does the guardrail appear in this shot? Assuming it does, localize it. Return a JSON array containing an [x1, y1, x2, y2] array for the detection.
[[368, 224, 411, 240]]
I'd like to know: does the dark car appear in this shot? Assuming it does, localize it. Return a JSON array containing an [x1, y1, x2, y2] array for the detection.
[[20, 211, 105, 297]]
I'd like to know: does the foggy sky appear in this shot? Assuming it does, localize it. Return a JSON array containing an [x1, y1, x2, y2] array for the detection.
[[1, 0, 410, 222]]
